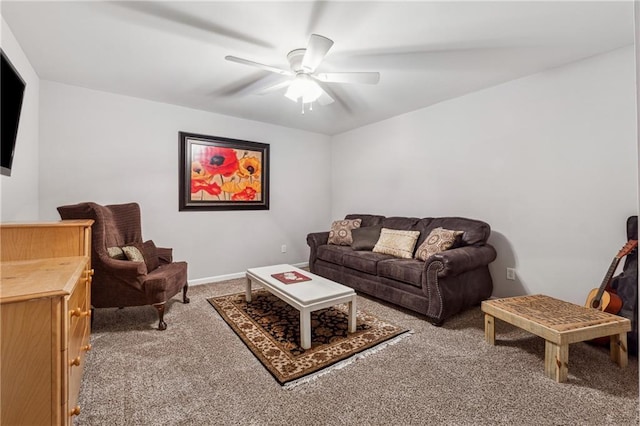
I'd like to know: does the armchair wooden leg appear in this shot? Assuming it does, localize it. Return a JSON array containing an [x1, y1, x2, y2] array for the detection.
[[183, 283, 190, 304], [153, 303, 167, 331]]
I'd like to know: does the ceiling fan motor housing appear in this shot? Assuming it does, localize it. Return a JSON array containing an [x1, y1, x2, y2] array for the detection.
[[287, 49, 307, 73]]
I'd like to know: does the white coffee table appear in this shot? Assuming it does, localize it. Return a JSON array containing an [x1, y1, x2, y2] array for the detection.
[[246, 264, 357, 349]]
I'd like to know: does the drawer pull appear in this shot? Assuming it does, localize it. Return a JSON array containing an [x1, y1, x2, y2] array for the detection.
[[70, 406, 81, 416], [70, 308, 91, 318], [70, 356, 81, 367], [82, 344, 92, 352]]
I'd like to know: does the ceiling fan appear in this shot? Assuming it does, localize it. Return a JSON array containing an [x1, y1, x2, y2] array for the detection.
[[225, 34, 380, 111]]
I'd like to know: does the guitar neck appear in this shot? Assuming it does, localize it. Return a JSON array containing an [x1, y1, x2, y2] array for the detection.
[[594, 257, 622, 302]]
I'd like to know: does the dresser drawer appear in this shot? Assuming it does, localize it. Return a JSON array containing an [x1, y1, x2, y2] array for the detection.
[[67, 266, 91, 422], [68, 271, 89, 320]]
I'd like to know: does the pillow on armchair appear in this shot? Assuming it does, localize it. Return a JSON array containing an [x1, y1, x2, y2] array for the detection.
[[142, 240, 160, 271], [121, 240, 160, 272]]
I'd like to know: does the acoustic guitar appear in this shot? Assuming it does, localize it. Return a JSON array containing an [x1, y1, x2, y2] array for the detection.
[[585, 239, 638, 314]]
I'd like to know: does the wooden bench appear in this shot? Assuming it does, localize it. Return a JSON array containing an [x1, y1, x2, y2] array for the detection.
[[482, 294, 631, 382]]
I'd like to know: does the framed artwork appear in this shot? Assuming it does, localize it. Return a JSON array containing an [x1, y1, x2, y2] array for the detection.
[[179, 132, 269, 211]]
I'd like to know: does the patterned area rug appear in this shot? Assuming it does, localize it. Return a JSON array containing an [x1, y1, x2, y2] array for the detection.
[[208, 289, 411, 387]]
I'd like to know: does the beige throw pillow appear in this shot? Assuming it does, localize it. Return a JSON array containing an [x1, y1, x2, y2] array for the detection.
[[415, 227, 463, 261], [107, 246, 126, 260], [328, 219, 362, 246], [372, 228, 420, 259], [122, 245, 145, 263]]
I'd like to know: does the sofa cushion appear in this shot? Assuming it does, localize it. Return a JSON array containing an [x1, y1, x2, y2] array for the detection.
[[328, 219, 362, 246], [317, 245, 352, 265], [381, 216, 422, 231], [415, 227, 464, 261], [373, 228, 420, 259], [351, 225, 383, 251], [343, 251, 393, 275], [425, 217, 491, 246], [345, 214, 385, 228], [377, 259, 424, 288]]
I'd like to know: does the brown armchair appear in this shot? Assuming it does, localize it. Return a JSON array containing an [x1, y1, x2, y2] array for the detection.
[[57, 202, 189, 330]]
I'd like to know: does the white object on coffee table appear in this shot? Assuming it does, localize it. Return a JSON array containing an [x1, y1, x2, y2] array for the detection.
[[246, 264, 357, 349]]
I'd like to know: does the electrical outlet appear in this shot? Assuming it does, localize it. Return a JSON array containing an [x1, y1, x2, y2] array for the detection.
[[281, 244, 287, 253], [506, 268, 516, 281]]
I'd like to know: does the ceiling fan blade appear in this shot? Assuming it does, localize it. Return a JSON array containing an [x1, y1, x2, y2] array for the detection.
[[317, 90, 335, 106], [301, 34, 334, 72], [315, 72, 380, 84], [223, 73, 290, 97], [225, 56, 293, 76], [257, 80, 292, 95], [110, 3, 274, 48], [315, 81, 351, 113]]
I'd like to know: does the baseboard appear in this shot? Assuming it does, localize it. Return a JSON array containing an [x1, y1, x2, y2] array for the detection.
[[188, 262, 310, 286]]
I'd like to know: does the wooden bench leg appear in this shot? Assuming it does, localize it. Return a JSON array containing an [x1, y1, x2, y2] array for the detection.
[[544, 340, 569, 382], [610, 333, 628, 368], [484, 314, 495, 345]]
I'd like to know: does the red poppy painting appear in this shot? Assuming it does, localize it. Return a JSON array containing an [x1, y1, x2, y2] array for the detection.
[[179, 132, 269, 211]]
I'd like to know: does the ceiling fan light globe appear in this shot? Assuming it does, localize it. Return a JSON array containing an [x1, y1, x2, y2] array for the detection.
[[284, 85, 300, 102], [284, 74, 323, 103]]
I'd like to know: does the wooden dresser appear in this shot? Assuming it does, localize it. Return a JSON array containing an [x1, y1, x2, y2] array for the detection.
[[0, 220, 94, 425]]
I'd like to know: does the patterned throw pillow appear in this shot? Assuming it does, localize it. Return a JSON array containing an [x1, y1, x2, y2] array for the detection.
[[107, 246, 126, 260], [122, 245, 145, 263], [328, 219, 362, 246], [415, 227, 464, 261], [372, 228, 421, 259]]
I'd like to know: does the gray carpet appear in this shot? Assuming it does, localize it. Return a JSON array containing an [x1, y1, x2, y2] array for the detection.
[[76, 279, 639, 425]]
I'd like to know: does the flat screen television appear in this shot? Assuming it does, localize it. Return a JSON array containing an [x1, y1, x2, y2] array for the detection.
[[1, 49, 27, 177]]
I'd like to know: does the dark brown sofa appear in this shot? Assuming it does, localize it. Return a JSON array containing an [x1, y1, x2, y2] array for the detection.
[[307, 214, 497, 325]]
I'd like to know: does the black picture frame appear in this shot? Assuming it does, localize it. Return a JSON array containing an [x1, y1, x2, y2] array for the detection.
[[179, 132, 270, 211]]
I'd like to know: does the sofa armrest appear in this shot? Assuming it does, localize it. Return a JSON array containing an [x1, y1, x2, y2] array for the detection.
[[157, 247, 173, 264], [307, 231, 329, 248], [421, 245, 496, 324], [96, 252, 148, 286], [425, 244, 497, 278], [306, 231, 330, 273]]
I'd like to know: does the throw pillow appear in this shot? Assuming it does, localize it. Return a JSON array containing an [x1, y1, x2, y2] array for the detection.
[[372, 228, 421, 259], [107, 246, 126, 260], [328, 219, 362, 246], [351, 225, 383, 251], [142, 240, 160, 272], [122, 244, 145, 263], [415, 227, 464, 261]]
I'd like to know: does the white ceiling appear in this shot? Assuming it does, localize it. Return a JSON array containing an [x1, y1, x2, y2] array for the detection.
[[2, 1, 635, 136]]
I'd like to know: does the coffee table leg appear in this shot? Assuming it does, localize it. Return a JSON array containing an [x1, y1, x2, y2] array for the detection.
[[348, 299, 357, 333], [544, 340, 569, 382], [245, 275, 252, 302], [484, 314, 495, 345], [610, 332, 628, 368], [300, 309, 311, 349]]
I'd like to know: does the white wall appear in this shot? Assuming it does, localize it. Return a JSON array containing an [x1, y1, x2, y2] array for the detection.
[[0, 17, 40, 221], [39, 82, 332, 281], [331, 46, 638, 305]]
